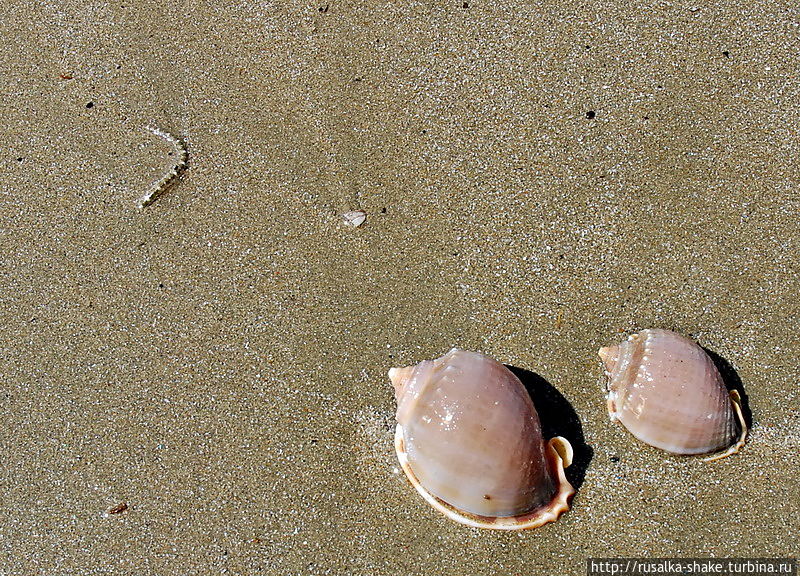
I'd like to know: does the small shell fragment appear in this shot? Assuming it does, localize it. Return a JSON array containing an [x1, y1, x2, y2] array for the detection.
[[342, 210, 366, 228]]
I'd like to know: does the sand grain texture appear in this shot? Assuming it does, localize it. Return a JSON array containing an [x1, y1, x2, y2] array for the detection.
[[1, 0, 798, 574]]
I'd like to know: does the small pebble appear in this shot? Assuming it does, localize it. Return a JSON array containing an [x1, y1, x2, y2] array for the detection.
[[107, 502, 128, 515]]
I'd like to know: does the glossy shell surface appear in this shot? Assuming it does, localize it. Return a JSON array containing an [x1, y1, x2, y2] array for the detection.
[[389, 348, 574, 530], [599, 329, 747, 459]]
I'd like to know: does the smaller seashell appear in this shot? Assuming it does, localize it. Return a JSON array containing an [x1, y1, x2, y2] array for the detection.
[[598, 329, 747, 460], [389, 348, 574, 530], [342, 210, 366, 228]]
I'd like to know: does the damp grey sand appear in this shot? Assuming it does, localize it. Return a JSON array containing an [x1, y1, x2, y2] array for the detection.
[[1, 1, 798, 574]]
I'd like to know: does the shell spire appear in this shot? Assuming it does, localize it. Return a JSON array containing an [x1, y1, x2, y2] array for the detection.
[[598, 345, 619, 373], [388, 366, 415, 401]]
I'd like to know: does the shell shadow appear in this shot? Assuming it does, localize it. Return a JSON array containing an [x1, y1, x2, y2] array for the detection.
[[506, 366, 593, 490], [701, 347, 753, 429]]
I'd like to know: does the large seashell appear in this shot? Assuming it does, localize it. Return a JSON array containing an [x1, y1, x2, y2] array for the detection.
[[389, 348, 574, 530], [599, 329, 747, 460]]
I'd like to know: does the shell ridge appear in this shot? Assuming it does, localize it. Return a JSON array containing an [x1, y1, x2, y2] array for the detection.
[[612, 338, 646, 417]]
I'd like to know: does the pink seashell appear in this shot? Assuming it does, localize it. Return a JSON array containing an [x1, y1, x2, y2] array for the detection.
[[389, 348, 574, 530], [599, 329, 747, 460]]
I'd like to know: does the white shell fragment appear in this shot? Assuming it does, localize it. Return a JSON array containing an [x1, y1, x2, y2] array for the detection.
[[599, 329, 747, 461], [342, 210, 366, 228], [389, 348, 574, 530]]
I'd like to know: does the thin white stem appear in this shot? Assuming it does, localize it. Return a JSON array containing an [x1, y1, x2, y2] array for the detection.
[[137, 126, 188, 210]]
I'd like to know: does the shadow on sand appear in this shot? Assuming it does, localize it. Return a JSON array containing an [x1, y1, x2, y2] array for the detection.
[[506, 366, 593, 490], [701, 347, 753, 430]]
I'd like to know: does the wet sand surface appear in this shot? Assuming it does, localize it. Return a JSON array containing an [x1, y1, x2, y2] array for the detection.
[[1, 1, 798, 574]]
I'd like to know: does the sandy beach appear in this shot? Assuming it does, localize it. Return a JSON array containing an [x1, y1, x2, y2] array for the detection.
[[1, 0, 798, 574]]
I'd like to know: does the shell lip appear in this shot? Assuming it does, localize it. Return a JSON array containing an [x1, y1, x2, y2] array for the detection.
[[701, 389, 748, 461], [394, 424, 575, 531]]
